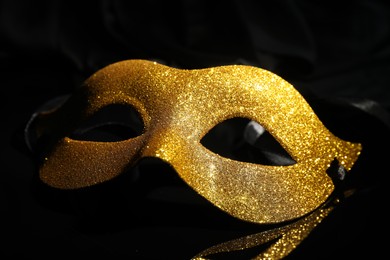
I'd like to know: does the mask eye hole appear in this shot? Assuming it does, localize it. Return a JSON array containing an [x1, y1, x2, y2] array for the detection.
[[70, 104, 144, 142], [200, 117, 296, 166]]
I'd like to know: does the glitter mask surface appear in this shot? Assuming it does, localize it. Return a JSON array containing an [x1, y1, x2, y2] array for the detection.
[[36, 59, 362, 225]]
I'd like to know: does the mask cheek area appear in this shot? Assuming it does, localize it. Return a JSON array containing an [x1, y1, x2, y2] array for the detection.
[[169, 138, 335, 224], [39, 137, 145, 189]]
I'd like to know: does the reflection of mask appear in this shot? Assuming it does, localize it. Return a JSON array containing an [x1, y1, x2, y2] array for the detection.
[[28, 59, 362, 258]]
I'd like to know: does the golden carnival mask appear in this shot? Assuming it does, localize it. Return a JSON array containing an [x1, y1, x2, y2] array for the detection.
[[27, 59, 362, 259]]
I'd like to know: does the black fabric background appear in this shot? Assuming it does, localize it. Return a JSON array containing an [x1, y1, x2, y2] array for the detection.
[[1, 0, 389, 259]]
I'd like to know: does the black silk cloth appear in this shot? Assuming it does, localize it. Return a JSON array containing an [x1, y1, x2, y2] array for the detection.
[[1, 1, 389, 259]]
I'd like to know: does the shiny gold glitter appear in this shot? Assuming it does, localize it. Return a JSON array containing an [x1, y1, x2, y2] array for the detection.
[[38, 59, 362, 224]]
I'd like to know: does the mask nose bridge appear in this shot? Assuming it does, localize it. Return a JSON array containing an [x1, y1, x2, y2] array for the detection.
[[140, 122, 184, 163], [138, 82, 195, 164]]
